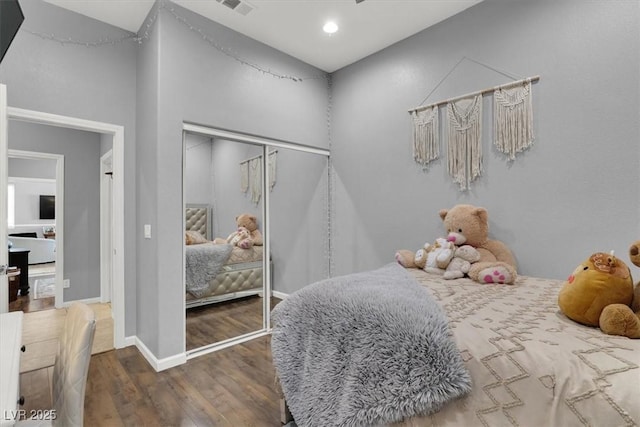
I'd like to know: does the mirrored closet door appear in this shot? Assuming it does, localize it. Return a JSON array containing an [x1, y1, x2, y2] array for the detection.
[[182, 124, 330, 356], [184, 132, 266, 352]]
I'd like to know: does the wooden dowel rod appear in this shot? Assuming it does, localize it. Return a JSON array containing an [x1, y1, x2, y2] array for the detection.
[[409, 75, 540, 114]]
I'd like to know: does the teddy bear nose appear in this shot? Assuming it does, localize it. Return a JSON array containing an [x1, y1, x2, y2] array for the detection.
[[447, 235, 456, 242]]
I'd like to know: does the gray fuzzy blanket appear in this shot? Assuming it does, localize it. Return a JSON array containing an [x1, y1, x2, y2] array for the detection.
[[185, 243, 233, 298], [271, 263, 471, 427]]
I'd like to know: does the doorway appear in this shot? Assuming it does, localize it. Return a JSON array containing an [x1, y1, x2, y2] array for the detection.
[[2, 102, 126, 348]]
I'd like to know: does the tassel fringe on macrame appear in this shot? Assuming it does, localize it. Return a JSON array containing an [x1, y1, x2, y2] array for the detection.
[[411, 106, 439, 168], [494, 80, 534, 160], [447, 95, 483, 191], [240, 161, 249, 193]]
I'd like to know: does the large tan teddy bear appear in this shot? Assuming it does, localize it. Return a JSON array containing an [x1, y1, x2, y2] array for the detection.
[[560, 242, 640, 339], [214, 213, 263, 249], [396, 204, 517, 284]]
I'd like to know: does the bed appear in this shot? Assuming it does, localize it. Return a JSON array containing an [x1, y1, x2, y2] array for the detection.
[[271, 263, 640, 427], [184, 205, 264, 309]]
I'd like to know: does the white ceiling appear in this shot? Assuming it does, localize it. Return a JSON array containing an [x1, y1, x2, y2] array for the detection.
[[43, 0, 483, 73]]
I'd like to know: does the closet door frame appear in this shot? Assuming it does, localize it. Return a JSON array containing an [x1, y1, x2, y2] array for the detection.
[[182, 122, 330, 360]]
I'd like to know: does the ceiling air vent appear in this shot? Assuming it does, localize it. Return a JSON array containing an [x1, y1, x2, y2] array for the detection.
[[217, 0, 254, 16], [221, 0, 241, 9]]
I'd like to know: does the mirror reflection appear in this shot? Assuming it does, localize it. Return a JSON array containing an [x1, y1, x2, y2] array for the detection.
[[184, 134, 265, 351], [269, 147, 330, 296]]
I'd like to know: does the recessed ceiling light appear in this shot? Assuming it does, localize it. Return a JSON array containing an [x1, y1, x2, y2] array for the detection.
[[323, 21, 338, 34]]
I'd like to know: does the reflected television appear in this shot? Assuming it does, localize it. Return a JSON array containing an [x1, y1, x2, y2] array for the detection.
[[39, 195, 55, 220]]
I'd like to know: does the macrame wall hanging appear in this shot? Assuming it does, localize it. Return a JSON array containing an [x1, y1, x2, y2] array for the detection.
[[239, 161, 249, 193], [447, 95, 483, 190], [268, 151, 277, 191], [249, 158, 261, 205], [411, 105, 439, 168], [408, 56, 539, 191], [494, 79, 534, 160], [240, 150, 278, 205]]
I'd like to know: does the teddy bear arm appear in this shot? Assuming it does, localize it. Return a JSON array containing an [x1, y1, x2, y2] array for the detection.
[[482, 240, 516, 267], [395, 250, 417, 268], [251, 230, 263, 246], [632, 285, 640, 313], [475, 247, 498, 263], [600, 304, 640, 338]]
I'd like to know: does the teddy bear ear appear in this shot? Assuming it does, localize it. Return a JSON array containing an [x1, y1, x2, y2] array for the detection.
[[438, 209, 448, 220], [631, 243, 639, 257], [473, 207, 488, 222]]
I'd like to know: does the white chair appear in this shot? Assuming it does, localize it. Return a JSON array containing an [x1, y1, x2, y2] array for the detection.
[[17, 303, 96, 427]]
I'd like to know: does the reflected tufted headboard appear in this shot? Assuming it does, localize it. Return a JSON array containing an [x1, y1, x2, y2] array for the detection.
[[185, 205, 212, 240]]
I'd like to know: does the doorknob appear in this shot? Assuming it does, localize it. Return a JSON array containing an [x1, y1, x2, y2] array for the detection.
[[0, 264, 7, 276]]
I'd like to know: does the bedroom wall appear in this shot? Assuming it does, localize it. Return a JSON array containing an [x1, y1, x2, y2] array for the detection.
[[8, 158, 56, 179], [137, 2, 329, 358], [184, 133, 214, 209], [0, 1, 138, 335], [8, 121, 102, 301], [210, 138, 263, 239], [135, 1, 161, 356], [330, 0, 640, 279]]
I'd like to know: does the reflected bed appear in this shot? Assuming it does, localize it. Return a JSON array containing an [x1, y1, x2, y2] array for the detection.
[[185, 205, 264, 309]]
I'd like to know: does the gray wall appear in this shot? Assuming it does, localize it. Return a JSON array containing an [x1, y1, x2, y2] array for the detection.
[[184, 134, 214, 209], [0, 1, 138, 335], [138, 3, 329, 358], [8, 158, 56, 179], [210, 138, 262, 239], [8, 121, 102, 301], [330, 0, 640, 279]]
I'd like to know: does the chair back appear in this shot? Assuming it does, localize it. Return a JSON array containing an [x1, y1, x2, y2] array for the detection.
[[51, 303, 96, 427]]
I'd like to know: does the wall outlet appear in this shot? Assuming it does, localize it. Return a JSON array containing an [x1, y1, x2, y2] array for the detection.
[[63, 279, 70, 288]]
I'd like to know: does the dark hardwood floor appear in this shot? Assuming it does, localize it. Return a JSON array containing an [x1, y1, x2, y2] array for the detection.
[[20, 296, 285, 426], [186, 296, 263, 350], [186, 296, 281, 351], [9, 293, 54, 313]]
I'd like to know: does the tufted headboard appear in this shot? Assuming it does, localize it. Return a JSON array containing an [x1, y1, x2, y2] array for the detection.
[[185, 205, 212, 239]]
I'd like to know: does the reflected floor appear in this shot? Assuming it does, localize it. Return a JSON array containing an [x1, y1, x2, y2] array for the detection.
[[186, 295, 281, 351]]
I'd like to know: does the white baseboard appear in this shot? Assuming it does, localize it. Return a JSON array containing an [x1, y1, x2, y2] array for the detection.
[[124, 336, 136, 347], [272, 290, 289, 300], [135, 337, 186, 372]]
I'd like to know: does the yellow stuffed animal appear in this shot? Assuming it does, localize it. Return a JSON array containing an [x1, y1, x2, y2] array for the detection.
[[558, 248, 640, 338]]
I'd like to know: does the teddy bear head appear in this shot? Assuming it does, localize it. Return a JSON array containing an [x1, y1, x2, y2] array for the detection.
[[558, 252, 633, 327], [236, 213, 258, 232], [438, 204, 490, 247]]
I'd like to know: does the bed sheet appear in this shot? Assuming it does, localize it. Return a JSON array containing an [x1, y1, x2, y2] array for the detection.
[[394, 270, 640, 427]]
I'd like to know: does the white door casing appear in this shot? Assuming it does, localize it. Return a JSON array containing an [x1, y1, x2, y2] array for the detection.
[[6, 105, 126, 348]]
